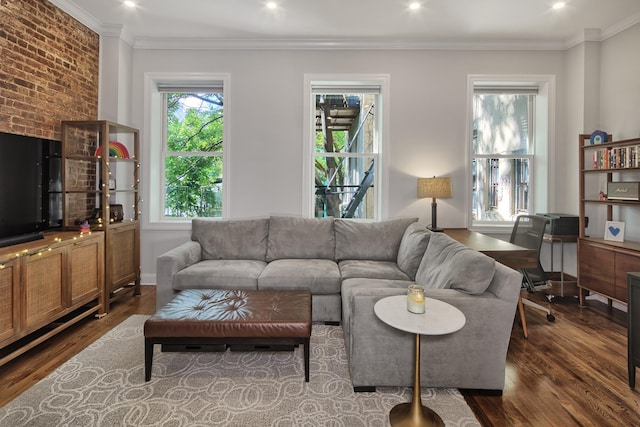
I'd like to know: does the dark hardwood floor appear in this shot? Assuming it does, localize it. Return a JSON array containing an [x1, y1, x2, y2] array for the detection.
[[463, 292, 639, 426], [1, 285, 638, 426]]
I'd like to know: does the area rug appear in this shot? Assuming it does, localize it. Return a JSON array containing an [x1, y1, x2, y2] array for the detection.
[[0, 315, 480, 426]]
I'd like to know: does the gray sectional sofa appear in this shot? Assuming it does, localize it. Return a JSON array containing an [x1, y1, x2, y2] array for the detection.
[[156, 216, 522, 392]]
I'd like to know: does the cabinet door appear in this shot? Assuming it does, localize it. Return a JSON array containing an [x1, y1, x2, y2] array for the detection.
[[107, 223, 139, 293], [615, 252, 640, 303], [68, 234, 103, 306], [22, 246, 65, 329], [579, 240, 615, 297], [0, 258, 20, 342]]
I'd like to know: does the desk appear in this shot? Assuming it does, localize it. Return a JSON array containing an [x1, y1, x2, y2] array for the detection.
[[443, 228, 536, 269], [374, 295, 466, 427]]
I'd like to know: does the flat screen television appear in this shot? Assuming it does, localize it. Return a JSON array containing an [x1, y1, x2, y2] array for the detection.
[[0, 131, 62, 248]]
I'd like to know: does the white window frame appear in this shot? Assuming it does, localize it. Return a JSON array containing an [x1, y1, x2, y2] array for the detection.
[[302, 74, 390, 220], [466, 74, 555, 233], [144, 73, 231, 227]]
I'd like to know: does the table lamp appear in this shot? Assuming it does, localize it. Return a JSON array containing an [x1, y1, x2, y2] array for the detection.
[[417, 176, 452, 232]]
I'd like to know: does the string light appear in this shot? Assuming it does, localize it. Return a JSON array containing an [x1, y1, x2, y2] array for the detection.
[[0, 232, 92, 263]]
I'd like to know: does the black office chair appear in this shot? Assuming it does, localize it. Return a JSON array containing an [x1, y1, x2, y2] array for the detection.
[[510, 215, 555, 338]]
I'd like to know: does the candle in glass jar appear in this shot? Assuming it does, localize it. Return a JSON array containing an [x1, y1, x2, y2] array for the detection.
[[407, 284, 425, 314]]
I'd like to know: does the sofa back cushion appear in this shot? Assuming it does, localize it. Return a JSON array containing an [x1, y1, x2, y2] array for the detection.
[[266, 216, 335, 261], [192, 218, 269, 261], [415, 232, 496, 295], [335, 217, 418, 261], [396, 223, 432, 280]]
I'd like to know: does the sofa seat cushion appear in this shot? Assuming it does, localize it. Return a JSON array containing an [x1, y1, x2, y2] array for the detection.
[[339, 260, 410, 281], [258, 259, 341, 295], [192, 218, 269, 261], [415, 233, 496, 295], [266, 216, 335, 261], [396, 223, 432, 280], [335, 218, 418, 261], [173, 260, 265, 291]]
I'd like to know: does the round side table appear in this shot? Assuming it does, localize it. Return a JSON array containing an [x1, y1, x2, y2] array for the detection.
[[374, 295, 466, 427]]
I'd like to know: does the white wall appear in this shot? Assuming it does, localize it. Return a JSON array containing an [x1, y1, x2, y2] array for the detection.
[[99, 36, 134, 125], [126, 48, 568, 284], [600, 23, 640, 141]]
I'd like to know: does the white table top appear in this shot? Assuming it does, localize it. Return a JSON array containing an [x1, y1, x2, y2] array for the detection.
[[374, 295, 466, 336]]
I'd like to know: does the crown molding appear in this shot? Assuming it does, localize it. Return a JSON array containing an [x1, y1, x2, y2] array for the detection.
[[48, 0, 101, 32], [564, 28, 602, 49], [602, 12, 640, 40], [131, 37, 567, 51], [563, 13, 640, 49], [101, 24, 135, 47]]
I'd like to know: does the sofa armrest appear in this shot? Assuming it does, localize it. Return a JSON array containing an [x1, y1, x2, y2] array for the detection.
[[156, 241, 202, 308], [485, 262, 523, 304]]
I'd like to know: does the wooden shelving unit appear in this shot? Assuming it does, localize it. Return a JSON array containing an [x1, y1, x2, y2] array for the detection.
[[61, 120, 141, 312], [578, 133, 640, 306]]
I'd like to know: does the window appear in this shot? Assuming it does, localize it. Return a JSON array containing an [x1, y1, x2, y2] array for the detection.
[[159, 83, 224, 218], [305, 77, 388, 220], [469, 77, 553, 229]]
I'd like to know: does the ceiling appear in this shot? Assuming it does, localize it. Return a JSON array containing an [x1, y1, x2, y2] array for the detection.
[[50, 0, 640, 50]]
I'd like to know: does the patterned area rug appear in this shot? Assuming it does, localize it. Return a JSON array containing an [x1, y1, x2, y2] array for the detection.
[[0, 315, 480, 426]]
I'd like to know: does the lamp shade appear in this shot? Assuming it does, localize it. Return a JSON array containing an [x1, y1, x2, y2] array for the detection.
[[417, 177, 452, 199]]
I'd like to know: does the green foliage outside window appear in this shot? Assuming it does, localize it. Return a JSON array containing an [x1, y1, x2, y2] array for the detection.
[[165, 93, 224, 218]]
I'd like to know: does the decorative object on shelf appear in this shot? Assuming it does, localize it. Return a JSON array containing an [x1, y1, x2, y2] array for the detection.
[[80, 220, 91, 233], [109, 204, 124, 222], [590, 130, 609, 145], [108, 179, 116, 191], [604, 221, 625, 242], [406, 284, 426, 314], [94, 141, 130, 158], [607, 182, 640, 200], [417, 176, 453, 232], [599, 191, 607, 200]]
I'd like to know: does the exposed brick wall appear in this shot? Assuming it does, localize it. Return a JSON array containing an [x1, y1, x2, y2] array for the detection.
[[0, 0, 99, 140]]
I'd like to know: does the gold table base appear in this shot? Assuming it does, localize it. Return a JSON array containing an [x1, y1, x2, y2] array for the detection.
[[389, 334, 444, 427]]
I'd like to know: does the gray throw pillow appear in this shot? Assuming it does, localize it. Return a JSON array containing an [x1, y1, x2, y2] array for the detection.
[[266, 216, 335, 261], [192, 218, 269, 261], [396, 223, 432, 280], [335, 217, 418, 261], [415, 232, 496, 295]]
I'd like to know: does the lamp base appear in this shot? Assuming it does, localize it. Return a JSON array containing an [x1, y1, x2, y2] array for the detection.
[[429, 201, 445, 233]]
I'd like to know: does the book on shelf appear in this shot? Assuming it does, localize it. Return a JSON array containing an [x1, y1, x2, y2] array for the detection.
[[591, 145, 640, 170]]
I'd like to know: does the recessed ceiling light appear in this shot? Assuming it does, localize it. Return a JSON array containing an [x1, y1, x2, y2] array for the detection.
[[266, 1, 277, 9], [409, 2, 421, 11], [552, 2, 566, 10], [123, 0, 136, 8]]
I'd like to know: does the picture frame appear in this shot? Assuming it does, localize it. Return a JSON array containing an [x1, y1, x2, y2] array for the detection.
[[604, 221, 625, 242]]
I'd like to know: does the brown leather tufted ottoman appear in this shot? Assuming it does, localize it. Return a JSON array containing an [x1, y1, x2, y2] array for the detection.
[[144, 289, 312, 381]]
